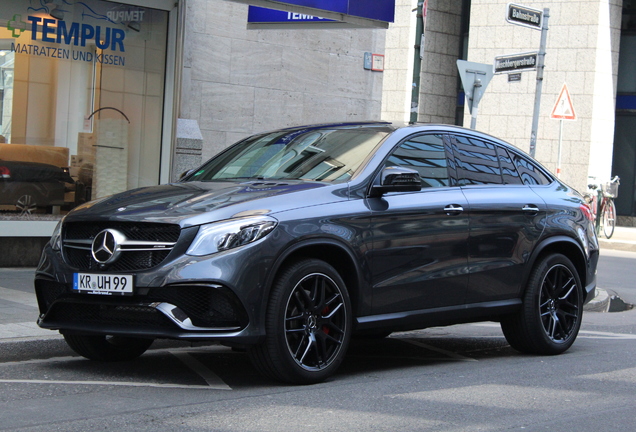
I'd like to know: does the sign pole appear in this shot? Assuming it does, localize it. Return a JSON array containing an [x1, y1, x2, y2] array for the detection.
[[409, 1, 426, 124], [550, 84, 577, 179], [470, 79, 482, 130], [557, 118, 563, 177], [529, 8, 549, 158]]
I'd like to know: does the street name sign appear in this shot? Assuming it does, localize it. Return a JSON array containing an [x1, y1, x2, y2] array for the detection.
[[506, 3, 543, 30], [550, 83, 576, 120], [494, 51, 538, 74]]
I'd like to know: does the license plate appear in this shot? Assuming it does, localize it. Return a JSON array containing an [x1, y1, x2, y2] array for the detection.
[[73, 273, 134, 296]]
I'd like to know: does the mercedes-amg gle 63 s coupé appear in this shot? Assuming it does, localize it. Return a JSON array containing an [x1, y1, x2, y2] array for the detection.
[[35, 122, 599, 384]]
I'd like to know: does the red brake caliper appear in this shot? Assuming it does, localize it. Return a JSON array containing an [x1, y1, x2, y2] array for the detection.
[[322, 306, 330, 334]]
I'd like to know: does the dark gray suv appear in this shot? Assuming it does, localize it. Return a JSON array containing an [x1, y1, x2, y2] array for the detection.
[[35, 122, 599, 384]]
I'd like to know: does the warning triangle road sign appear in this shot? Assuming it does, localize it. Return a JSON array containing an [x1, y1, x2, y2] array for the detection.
[[551, 83, 576, 120]]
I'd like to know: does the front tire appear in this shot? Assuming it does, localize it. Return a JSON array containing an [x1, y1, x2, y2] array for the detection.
[[63, 334, 153, 361], [248, 259, 352, 384], [501, 253, 583, 355]]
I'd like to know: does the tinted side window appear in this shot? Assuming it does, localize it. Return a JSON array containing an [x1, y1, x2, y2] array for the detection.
[[386, 134, 450, 188], [496, 147, 523, 185], [452, 135, 503, 185], [512, 153, 552, 185]]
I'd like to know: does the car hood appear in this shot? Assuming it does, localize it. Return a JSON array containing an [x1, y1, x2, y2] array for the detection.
[[65, 180, 347, 227]]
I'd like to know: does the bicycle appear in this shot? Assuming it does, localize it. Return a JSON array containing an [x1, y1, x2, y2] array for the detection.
[[584, 176, 620, 239]]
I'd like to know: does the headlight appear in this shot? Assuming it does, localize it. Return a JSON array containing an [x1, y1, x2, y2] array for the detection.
[[50, 218, 64, 251], [186, 216, 278, 256]]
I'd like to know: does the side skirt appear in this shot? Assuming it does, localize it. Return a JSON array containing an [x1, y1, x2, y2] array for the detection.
[[355, 299, 522, 333]]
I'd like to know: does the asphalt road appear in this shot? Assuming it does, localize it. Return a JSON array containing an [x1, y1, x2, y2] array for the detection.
[[597, 249, 636, 305], [1, 314, 636, 431], [0, 251, 635, 431]]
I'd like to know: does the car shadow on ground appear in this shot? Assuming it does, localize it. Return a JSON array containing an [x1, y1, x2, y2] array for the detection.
[[2, 334, 520, 390]]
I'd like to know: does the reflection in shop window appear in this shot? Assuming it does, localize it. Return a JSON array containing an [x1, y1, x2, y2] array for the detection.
[[0, 0, 168, 221]]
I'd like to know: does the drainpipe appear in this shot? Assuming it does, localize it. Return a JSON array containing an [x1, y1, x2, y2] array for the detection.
[[409, 0, 427, 124]]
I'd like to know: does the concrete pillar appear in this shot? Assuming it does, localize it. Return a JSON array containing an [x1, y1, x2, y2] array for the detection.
[[172, 118, 203, 182]]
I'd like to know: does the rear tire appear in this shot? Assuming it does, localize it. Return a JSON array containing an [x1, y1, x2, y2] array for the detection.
[[248, 259, 352, 384], [501, 253, 582, 355], [63, 334, 153, 361]]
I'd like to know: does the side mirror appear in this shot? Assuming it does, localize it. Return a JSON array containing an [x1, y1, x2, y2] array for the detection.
[[369, 166, 421, 197]]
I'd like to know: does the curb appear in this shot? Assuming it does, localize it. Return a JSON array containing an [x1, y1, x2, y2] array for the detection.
[[599, 238, 636, 253], [584, 288, 611, 313]]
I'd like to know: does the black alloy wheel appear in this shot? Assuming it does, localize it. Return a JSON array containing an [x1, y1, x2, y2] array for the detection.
[[501, 253, 583, 355], [248, 259, 352, 384], [538, 263, 581, 343], [284, 272, 348, 371]]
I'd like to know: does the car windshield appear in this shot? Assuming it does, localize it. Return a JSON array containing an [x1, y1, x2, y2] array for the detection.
[[186, 126, 391, 183]]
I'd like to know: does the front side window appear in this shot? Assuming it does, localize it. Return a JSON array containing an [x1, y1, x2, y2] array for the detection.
[[385, 134, 450, 188], [189, 126, 391, 183]]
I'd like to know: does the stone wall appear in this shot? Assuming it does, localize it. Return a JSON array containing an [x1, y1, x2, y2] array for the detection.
[[381, 0, 417, 123], [180, 0, 386, 161], [418, 0, 464, 124], [381, 0, 464, 125]]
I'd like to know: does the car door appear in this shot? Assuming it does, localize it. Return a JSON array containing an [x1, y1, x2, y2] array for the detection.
[[368, 132, 470, 314], [450, 134, 547, 303]]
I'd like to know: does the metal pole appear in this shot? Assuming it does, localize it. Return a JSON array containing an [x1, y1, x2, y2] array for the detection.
[[557, 118, 563, 178], [529, 8, 549, 158], [470, 79, 482, 130], [409, 1, 426, 124]]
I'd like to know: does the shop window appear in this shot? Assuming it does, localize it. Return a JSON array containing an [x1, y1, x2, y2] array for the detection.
[[0, 0, 168, 220]]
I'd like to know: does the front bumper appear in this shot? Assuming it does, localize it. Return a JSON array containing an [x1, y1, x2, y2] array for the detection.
[[35, 240, 275, 345]]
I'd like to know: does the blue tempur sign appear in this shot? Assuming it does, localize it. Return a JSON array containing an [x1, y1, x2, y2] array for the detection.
[[248, 7, 336, 23], [246, 0, 394, 25]]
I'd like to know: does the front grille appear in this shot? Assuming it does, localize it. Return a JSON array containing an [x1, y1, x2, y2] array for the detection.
[[62, 222, 181, 271], [65, 222, 180, 243], [65, 249, 171, 272]]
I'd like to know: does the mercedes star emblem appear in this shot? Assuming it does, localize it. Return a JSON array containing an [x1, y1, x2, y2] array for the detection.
[[91, 229, 126, 264]]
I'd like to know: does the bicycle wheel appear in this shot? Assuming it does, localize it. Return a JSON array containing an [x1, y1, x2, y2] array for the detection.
[[602, 199, 616, 239]]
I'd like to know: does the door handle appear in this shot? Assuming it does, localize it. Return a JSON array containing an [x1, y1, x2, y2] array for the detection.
[[522, 204, 540, 213], [444, 204, 464, 215]]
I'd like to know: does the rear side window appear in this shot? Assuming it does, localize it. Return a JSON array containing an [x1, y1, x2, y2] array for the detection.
[[497, 147, 523, 185], [452, 135, 503, 185], [512, 153, 552, 185], [386, 134, 450, 188]]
